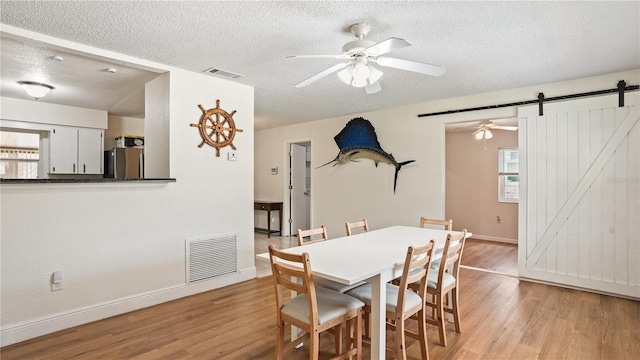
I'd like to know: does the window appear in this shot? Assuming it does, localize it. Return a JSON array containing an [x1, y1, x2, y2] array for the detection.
[[0, 147, 39, 179], [0, 131, 40, 179], [499, 148, 519, 203]]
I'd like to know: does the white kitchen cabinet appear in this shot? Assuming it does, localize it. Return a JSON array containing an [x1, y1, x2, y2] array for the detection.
[[49, 126, 104, 174], [77, 128, 104, 174]]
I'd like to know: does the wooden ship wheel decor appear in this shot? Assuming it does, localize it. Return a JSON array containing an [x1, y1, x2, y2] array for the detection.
[[190, 99, 243, 157]]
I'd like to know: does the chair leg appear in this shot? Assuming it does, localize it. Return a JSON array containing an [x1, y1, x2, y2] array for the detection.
[[436, 293, 447, 347], [395, 316, 407, 360], [355, 309, 363, 360], [334, 324, 343, 354], [275, 321, 285, 360], [417, 309, 429, 360], [310, 331, 320, 360], [363, 310, 370, 338], [452, 287, 461, 333]]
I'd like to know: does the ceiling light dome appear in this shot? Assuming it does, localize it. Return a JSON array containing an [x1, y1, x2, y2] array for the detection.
[[17, 81, 54, 100], [337, 56, 384, 89], [484, 129, 493, 139]]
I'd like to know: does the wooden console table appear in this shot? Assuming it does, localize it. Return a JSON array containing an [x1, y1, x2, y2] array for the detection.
[[254, 201, 283, 238]]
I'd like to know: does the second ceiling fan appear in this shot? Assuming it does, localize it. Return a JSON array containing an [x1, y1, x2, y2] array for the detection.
[[473, 120, 518, 140], [288, 23, 445, 94]]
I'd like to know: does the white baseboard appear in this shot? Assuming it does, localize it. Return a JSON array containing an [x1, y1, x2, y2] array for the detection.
[[1, 267, 256, 347], [469, 234, 518, 244]]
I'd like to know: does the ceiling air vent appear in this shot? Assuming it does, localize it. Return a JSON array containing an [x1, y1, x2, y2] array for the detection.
[[203, 67, 244, 79]]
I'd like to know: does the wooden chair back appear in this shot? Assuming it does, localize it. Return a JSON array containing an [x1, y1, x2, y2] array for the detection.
[[345, 219, 369, 236], [397, 240, 436, 314], [419, 217, 453, 231], [268, 245, 317, 325], [296, 225, 328, 246], [437, 229, 467, 285]]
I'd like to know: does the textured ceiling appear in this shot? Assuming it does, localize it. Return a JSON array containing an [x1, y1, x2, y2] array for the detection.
[[1, 1, 639, 131]]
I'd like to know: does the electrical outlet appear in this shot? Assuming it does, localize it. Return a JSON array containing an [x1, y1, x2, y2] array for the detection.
[[272, 217, 275, 223]]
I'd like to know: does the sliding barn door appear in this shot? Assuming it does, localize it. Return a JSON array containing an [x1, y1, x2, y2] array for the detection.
[[518, 93, 639, 298]]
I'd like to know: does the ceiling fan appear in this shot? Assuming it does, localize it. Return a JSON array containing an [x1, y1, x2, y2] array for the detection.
[[287, 23, 445, 94], [473, 120, 518, 140]]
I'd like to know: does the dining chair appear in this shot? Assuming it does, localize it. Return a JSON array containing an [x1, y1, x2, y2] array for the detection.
[[268, 245, 363, 360], [297, 226, 328, 246], [419, 217, 453, 231], [297, 226, 365, 294], [424, 229, 467, 347], [419, 218, 454, 271], [345, 219, 369, 236], [345, 240, 435, 360]]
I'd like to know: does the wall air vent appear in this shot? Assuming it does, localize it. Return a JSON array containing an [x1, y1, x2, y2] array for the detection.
[[203, 67, 244, 79], [186, 233, 237, 284]]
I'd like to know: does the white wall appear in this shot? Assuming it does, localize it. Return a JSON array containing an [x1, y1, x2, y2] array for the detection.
[[255, 109, 446, 239], [0, 70, 254, 346], [254, 69, 640, 241], [446, 130, 518, 241]]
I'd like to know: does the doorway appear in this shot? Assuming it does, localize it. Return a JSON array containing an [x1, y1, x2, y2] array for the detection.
[[285, 141, 311, 238], [445, 118, 519, 276]]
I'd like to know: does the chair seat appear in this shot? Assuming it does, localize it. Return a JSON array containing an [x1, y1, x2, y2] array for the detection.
[[427, 270, 456, 289], [345, 283, 423, 313], [315, 277, 367, 293], [281, 288, 364, 326]]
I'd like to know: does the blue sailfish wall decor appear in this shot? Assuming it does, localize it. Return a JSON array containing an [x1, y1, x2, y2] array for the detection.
[[318, 117, 415, 192]]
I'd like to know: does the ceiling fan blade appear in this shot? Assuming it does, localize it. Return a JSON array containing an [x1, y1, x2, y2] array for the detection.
[[287, 54, 349, 59], [295, 62, 350, 88], [376, 56, 445, 76], [365, 37, 412, 56], [365, 81, 382, 94], [472, 128, 484, 135], [492, 125, 519, 131]]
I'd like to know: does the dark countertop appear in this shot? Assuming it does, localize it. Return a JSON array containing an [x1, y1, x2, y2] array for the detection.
[[1, 178, 176, 184]]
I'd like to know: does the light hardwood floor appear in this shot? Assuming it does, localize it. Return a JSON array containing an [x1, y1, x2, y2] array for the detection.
[[2, 238, 638, 359]]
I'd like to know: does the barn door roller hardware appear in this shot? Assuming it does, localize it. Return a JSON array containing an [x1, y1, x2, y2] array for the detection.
[[417, 80, 639, 118]]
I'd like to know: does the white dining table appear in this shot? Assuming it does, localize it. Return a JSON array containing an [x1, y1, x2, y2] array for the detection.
[[257, 225, 471, 360]]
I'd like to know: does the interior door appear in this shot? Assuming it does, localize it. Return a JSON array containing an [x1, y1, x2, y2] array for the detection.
[[518, 93, 639, 298], [289, 143, 307, 236]]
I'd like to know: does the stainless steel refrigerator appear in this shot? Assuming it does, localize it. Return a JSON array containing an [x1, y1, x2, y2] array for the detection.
[[104, 147, 144, 179]]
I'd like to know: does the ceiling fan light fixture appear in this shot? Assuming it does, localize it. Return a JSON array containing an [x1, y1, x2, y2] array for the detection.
[[352, 63, 370, 83], [484, 129, 493, 139], [368, 65, 383, 84], [474, 130, 485, 140], [17, 81, 54, 100], [337, 65, 354, 85], [351, 75, 368, 88], [337, 63, 382, 88]]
